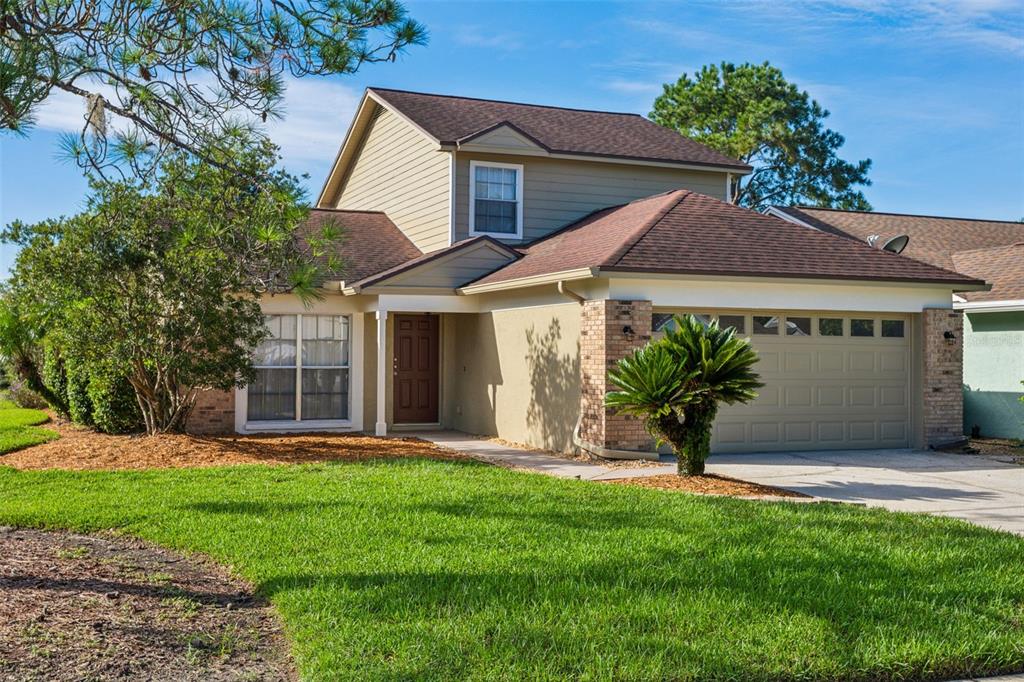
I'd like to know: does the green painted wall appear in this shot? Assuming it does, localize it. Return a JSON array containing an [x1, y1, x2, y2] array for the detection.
[[962, 311, 1024, 439]]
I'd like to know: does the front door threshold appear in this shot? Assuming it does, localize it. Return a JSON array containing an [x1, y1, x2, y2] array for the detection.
[[390, 423, 444, 432]]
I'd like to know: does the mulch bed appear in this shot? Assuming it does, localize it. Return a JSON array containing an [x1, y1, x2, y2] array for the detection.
[[0, 527, 295, 681], [1, 418, 467, 471], [606, 473, 808, 499], [961, 437, 1024, 465]]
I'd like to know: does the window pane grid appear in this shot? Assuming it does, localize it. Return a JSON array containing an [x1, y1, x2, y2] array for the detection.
[[249, 314, 350, 422], [472, 163, 520, 235]]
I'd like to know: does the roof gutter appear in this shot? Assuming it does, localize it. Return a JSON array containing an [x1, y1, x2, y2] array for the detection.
[[953, 298, 1024, 313], [458, 267, 597, 295]]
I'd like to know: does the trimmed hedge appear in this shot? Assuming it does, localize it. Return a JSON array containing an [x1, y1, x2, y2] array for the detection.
[[86, 363, 142, 434]]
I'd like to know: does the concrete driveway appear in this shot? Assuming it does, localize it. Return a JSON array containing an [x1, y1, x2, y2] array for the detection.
[[707, 449, 1024, 535]]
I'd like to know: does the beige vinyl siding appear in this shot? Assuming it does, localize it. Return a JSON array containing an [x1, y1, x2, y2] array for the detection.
[[443, 304, 581, 452], [380, 247, 515, 289], [335, 106, 450, 253], [454, 152, 728, 244]]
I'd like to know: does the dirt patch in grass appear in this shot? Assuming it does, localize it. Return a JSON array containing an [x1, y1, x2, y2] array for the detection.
[[0, 527, 294, 681], [0, 418, 466, 471], [606, 473, 809, 499]]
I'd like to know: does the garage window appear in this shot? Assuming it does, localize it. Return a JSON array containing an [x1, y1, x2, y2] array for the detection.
[[851, 319, 875, 337], [882, 320, 905, 338], [718, 314, 745, 333], [819, 318, 843, 336], [753, 315, 778, 335], [785, 317, 811, 336]]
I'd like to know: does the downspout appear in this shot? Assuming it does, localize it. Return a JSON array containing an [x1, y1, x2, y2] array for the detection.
[[557, 280, 586, 305], [558, 279, 661, 461]]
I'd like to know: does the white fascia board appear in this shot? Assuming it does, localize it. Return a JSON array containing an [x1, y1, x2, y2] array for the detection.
[[764, 206, 824, 231], [608, 275, 956, 313], [953, 298, 1024, 312], [372, 293, 480, 313], [457, 267, 597, 295]]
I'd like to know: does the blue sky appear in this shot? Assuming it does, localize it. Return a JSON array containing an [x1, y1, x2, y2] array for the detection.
[[1, 0, 1022, 274]]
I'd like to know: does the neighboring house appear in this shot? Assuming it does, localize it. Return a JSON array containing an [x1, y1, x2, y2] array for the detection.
[[769, 206, 1024, 440], [190, 88, 986, 457]]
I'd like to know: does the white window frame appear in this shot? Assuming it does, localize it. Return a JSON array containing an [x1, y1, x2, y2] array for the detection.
[[468, 160, 524, 240], [247, 313, 352, 426]]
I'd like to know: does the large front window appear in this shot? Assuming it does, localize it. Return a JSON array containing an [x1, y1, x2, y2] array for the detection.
[[248, 314, 350, 422], [470, 161, 523, 238]]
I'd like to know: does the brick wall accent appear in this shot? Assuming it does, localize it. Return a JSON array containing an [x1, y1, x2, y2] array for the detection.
[[186, 389, 235, 435], [579, 299, 653, 451], [922, 308, 965, 447]]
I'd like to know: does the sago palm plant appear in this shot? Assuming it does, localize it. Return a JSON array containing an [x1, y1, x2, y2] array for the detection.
[[606, 314, 763, 476]]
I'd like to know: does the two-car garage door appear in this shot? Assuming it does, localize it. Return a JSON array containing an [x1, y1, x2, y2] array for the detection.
[[655, 310, 913, 453]]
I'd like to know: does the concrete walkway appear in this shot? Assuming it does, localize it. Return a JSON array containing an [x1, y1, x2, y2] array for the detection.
[[417, 431, 1024, 535]]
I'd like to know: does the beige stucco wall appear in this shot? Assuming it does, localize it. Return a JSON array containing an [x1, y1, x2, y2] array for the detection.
[[453, 152, 728, 244], [334, 105, 450, 253], [444, 303, 581, 451]]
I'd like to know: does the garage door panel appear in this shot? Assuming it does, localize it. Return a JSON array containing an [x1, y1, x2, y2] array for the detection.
[[880, 386, 907, 407], [849, 351, 876, 373], [817, 386, 845, 407], [881, 421, 907, 441], [849, 386, 876, 407], [880, 351, 907, 373], [817, 421, 845, 442], [848, 421, 877, 442], [817, 350, 844, 373], [750, 422, 780, 444], [704, 310, 910, 453], [784, 352, 813, 372], [784, 385, 812, 407]]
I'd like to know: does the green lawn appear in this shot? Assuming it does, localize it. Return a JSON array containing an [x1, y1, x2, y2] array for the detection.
[[0, 459, 1021, 681], [0, 399, 57, 454]]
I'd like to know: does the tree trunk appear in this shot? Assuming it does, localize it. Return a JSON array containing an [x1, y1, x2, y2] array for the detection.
[[655, 404, 718, 477]]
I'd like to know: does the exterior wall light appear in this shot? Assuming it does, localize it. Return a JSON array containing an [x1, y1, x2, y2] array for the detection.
[[943, 330, 956, 341]]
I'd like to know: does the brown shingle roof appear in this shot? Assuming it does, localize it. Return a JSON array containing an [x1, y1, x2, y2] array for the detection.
[[772, 206, 1024, 271], [369, 88, 751, 172], [469, 191, 984, 288], [952, 243, 1024, 302], [298, 209, 422, 284]]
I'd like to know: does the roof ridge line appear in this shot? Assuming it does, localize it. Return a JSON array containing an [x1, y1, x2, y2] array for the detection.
[[953, 241, 1024, 257], [369, 87, 645, 118], [605, 190, 692, 267], [789, 205, 1024, 225]]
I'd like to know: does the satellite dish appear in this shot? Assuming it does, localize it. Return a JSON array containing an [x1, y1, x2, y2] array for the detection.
[[881, 235, 910, 254]]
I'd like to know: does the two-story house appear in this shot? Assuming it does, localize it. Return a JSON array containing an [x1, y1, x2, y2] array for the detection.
[[189, 88, 986, 457]]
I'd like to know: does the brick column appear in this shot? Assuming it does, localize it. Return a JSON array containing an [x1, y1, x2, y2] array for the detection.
[[921, 308, 965, 447], [186, 389, 235, 435], [579, 299, 653, 451]]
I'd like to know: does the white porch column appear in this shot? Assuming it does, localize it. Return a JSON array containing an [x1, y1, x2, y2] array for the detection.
[[375, 310, 388, 436]]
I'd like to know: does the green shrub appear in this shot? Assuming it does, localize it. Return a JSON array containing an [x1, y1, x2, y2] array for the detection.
[[87, 364, 142, 434], [65, 357, 93, 426], [40, 343, 68, 415], [5, 378, 49, 410]]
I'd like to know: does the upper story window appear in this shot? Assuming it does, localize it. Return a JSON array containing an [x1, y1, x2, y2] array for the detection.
[[469, 161, 523, 239]]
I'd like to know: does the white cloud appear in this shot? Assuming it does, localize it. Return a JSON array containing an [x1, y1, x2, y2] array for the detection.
[[741, 0, 1024, 55], [454, 26, 523, 51], [263, 78, 361, 165], [29, 76, 360, 167], [601, 79, 664, 96]]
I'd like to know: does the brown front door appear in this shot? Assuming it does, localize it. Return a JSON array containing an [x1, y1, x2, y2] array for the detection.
[[393, 314, 439, 424]]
